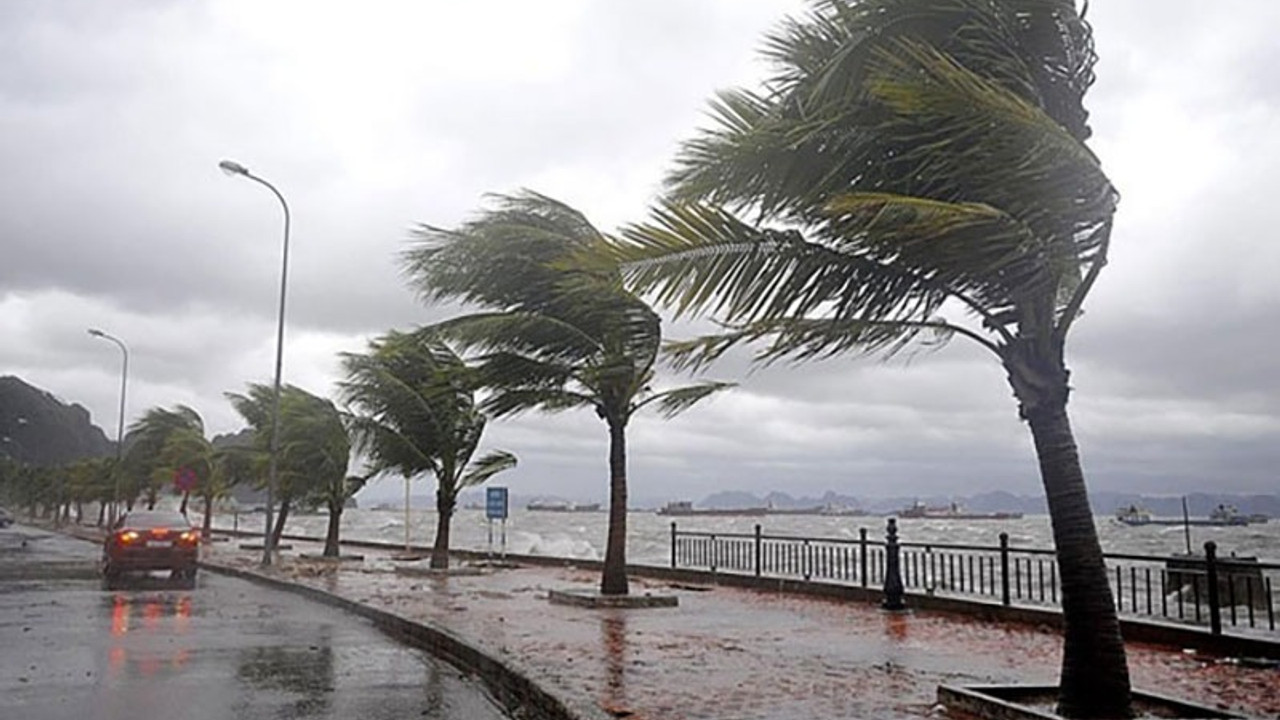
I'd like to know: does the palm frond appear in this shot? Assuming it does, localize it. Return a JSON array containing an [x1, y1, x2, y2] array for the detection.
[[613, 200, 946, 328], [663, 315, 963, 372], [480, 387, 598, 419], [459, 450, 518, 489], [635, 382, 736, 419]]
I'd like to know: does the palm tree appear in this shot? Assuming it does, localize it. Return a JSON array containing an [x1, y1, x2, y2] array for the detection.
[[277, 391, 356, 558], [600, 1, 1126, 716], [403, 193, 732, 595], [340, 329, 515, 568], [209, 445, 256, 538], [226, 384, 352, 551], [124, 405, 208, 512]]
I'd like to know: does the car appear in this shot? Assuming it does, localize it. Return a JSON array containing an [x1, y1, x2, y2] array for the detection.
[[102, 510, 200, 589], [0, 506, 13, 528]]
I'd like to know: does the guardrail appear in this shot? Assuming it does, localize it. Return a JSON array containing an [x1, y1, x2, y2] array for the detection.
[[670, 521, 1278, 637]]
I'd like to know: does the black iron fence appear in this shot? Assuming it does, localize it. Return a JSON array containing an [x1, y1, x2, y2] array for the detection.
[[669, 521, 1279, 637]]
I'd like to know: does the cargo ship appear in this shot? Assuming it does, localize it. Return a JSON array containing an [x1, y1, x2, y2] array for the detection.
[[897, 501, 1023, 520], [656, 501, 768, 517]]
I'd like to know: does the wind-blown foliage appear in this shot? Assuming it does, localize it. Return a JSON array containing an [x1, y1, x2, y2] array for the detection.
[[403, 192, 731, 594], [340, 329, 514, 568], [123, 405, 207, 511], [226, 384, 353, 551], [599, 1, 1128, 716]]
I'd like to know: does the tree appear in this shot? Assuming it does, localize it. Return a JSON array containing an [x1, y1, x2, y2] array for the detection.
[[226, 384, 353, 552], [403, 193, 731, 594], [209, 445, 256, 538], [278, 392, 357, 558], [598, 1, 1128, 715], [124, 405, 208, 512], [340, 329, 515, 567]]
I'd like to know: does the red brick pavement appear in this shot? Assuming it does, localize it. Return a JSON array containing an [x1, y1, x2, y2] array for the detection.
[[203, 540, 1278, 720]]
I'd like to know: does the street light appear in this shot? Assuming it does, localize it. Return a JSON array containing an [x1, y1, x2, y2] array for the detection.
[[219, 158, 291, 567], [88, 329, 128, 525]]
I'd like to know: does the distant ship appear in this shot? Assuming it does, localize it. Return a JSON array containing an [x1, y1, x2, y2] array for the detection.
[[526, 500, 602, 513], [897, 501, 1023, 521], [1114, 503, 1258, 527], [657, 501, 768, 517], [764, 503, 869, 517]]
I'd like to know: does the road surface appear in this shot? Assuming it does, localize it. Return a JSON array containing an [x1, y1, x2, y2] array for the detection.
[[0, 523, 510, 720]]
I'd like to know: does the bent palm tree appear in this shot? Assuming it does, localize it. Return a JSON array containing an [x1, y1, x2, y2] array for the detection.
[[600, 1, 1127, 716], [341, 329, 515, 568], [124, 405, 208, 512], [226, 384, 352, 550], [403, 193, 731, 595]]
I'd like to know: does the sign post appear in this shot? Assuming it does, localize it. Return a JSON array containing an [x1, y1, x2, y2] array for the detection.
[[485, 486, 509, 559]]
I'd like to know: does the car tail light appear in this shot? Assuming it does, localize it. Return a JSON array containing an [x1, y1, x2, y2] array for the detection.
[[151, 528, 171, 539], [117, 530, 141, 545], [178, 531, 199, 546]]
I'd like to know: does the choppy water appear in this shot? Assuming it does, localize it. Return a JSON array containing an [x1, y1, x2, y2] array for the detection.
[[211, 508, 1280, 566]]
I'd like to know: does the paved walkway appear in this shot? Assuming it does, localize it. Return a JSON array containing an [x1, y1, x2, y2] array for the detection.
[[201, 538, 1279, 720]]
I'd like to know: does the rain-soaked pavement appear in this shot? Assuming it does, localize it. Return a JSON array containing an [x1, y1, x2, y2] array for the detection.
[[0, 524, 509, 720], [198, 536, 1280, 720]]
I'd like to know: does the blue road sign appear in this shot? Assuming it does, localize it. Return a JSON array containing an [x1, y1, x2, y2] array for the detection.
[[486, 486, 509, 520]]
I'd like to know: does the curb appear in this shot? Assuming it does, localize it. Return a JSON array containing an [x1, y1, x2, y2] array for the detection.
[[200, 560, 612, 720]]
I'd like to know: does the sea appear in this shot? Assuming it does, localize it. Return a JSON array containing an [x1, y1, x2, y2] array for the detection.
[[210, 507, 1280, 567]]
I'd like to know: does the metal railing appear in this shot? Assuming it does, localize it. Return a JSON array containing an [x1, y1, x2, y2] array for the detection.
[[670, 522, 1279, 636]]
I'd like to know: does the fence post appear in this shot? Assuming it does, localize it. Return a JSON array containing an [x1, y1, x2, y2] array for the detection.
[[859, 527, 868, 588], [670, 522, 677, 569], [999, 532, 1011, 607], [754, 524, 762, 577], [882, 518, 906, 611], [1205, 541, 1222, 635]]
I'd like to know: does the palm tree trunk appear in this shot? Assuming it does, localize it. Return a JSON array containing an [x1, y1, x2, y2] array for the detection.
[[96, 502, 106, 527], [1024, 396, 1132, 718], [600, 418, 629, 596], [431, 489, 453, 569], [201, 495, 214, 539], [324, 501, 342, 557], [179, 491, 190, 515], [271, 498, 291, 548]]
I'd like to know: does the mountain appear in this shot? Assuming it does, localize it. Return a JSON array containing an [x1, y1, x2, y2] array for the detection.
[[0, 375, 113, 466]]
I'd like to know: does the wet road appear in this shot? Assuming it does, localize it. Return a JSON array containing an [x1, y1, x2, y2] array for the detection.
[[0, 525, 510, 720]]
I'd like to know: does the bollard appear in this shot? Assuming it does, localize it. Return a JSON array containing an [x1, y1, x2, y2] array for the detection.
[[999, 532, 1011, 606], [859, 527, 868, 588], [1205, 541, 1222, 635], [882, 518, 906, 611], [754, 524, 762, 577], [670, 522, 677, 569]]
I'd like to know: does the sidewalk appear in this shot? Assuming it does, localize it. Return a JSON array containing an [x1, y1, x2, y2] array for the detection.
[[202, 538, 1279, 720]]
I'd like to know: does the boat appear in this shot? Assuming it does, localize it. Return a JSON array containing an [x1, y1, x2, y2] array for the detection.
[[1114, 505, 1154, 525], [764, 503, 869, 517], [526, 501, 602, 513], [656, 501, 768, 517], [897, 501, 1023, 520], [1114, 503, 1253, 527]]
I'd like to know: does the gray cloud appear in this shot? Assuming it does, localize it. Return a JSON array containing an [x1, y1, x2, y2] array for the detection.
[[2, 1, 1277, 505]]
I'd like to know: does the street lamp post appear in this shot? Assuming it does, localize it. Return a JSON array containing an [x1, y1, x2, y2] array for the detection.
[[88, 329, 128, 526], [219, 159, 290, 567]]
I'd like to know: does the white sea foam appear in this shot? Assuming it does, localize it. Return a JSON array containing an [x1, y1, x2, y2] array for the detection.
[[208, 507, 1280, 567]]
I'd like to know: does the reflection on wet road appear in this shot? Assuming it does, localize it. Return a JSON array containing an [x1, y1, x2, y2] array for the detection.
[[0, 526, 510, 720]]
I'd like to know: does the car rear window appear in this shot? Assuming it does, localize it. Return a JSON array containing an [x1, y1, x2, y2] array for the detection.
[[122, 511, 191, 529]]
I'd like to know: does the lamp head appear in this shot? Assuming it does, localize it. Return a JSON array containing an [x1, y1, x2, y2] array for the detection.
[[88, 328, 104, 338], [218, 159, 250, 177]]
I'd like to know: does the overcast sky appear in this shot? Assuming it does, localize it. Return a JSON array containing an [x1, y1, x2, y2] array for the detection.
[[2, 1, 1277, 504]]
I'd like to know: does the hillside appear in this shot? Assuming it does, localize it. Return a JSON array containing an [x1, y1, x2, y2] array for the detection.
[[0, 375, 113, 466]]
